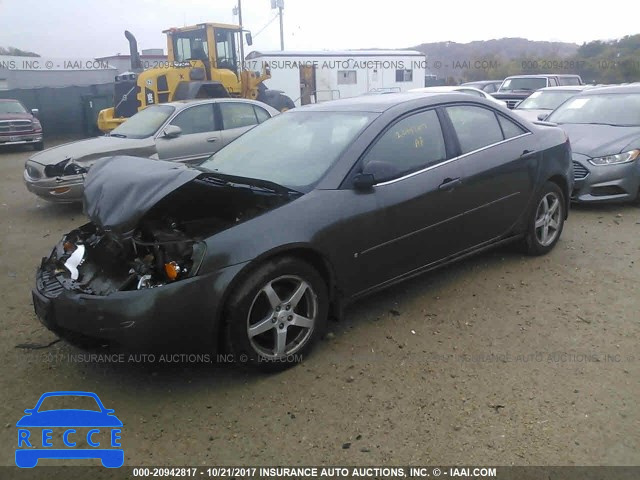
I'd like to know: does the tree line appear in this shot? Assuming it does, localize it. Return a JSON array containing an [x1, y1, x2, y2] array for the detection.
[[461, 34, 640, 84]]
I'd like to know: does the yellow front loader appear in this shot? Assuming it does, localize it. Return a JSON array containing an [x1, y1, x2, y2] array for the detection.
[[97, 23, 294, 133]]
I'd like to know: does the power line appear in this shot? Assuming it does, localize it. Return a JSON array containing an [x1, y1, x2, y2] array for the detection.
[[252, 13, 280, 39]]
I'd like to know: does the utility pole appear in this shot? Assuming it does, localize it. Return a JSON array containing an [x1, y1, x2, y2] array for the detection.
[[271, 0, 285, 51], [237, 0, 245, 68], [278, 4, 284, 51]]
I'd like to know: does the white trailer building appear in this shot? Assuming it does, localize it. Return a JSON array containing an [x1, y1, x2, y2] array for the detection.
[[245, 50, 427, 106]]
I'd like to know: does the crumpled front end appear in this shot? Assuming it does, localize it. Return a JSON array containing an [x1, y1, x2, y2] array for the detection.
[[24, 158, 88, 203], [32, 218, 219, 348], [32, 156, 298, 349]]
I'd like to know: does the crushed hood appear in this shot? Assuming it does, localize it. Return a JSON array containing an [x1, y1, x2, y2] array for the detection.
[[83, 156, 200, 236]]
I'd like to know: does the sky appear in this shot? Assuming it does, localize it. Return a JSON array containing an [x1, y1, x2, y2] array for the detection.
[[0, 0, 636, 58]]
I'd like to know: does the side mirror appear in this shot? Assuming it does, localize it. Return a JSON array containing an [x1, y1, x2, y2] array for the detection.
[[245, 32, 253, 46], [353, 173, 376, 190], [163, 125, 182, 138], [24, 409, 34, 414], [355, 160, 402, 190], [537, 113, 549, 121], [31, 109, 39, 117]]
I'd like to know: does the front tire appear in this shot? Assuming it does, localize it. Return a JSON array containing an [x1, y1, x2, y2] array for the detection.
[[224, 257, 328, 371], [523, 181, 565, 256], [33, 141, 44, 151]]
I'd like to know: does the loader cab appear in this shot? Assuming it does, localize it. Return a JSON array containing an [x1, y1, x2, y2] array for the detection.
[[165, 23, 242, 76], [214, 29, 238, 72]]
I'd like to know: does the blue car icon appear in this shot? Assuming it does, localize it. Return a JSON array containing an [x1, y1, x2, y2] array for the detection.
[[16, 391, 123, 468]]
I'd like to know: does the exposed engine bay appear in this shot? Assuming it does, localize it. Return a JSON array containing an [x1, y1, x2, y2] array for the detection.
[[39, 161, 298, 297], [40, 219, 203, 296]]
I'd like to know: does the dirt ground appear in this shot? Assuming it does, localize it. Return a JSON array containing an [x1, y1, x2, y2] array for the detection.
[[0, 139, 638, 468]]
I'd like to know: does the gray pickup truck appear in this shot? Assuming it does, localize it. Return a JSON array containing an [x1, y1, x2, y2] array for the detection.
[[493, 74, 583, 109]]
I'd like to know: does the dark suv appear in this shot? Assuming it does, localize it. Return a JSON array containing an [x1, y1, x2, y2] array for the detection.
[[493, 74, 583, 109], [0, 99, 44, 150]]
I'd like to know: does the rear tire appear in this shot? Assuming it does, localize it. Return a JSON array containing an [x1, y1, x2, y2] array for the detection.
[[523, 181, 565, 256], [265, 92, 294, 112], [276, 93, 295, 112], [224, 257, 328, 371]]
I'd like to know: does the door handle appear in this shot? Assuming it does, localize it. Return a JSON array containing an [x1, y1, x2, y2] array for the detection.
[[438, 177, 461, 191], [520, 149, 536, 157], [206, 137, 218, 143]]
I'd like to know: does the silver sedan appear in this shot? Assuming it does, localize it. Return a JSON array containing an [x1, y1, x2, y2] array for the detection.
[[545, 85, 640, 203], [24, 98, 278, 203]]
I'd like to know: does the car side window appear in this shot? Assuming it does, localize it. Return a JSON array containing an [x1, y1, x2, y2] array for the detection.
[[254, 106, 271, 123], [220, 103, 260, 129], [170, 104, 216, 135], [362, 109, 447, 181], [497, 114, 527, 139], [446, 105, 504, 154]]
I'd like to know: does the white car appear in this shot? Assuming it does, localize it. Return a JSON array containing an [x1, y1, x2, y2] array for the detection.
[[512, 85, 596, 122], [409, 86, 507, 107]]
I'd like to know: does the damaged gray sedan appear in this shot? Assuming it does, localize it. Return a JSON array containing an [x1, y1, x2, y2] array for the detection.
[[32, 93, 571, 370], [23, 98, 277, 203]]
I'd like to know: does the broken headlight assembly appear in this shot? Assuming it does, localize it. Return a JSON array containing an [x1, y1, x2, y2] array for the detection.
[[44, 158, 88, 178]]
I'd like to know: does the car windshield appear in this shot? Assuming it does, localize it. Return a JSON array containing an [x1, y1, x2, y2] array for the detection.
[[199, 111, 376, 191], [110, 105, 175, 139], [546, 93, 640, 126], [499, 78, 547, 92], [516, 90, 579, 110], [37, 395, 101, 412], [0, 100, 27, 114]]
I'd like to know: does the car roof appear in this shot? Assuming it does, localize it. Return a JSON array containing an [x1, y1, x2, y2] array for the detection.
[[577, 84, 640, 95], [462, 80, 503, 85], [410, 86, 479, 92], [161, 98, 275, 110], [537, 85, 593, 92], [0, 98, 22, 102], [290, 92, 493, 113], [505, 74, 580, 79]]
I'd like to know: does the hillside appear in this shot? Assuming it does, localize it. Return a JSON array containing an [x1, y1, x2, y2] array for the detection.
[[410, 37, 579, 80], [0, 46, 40, 57]]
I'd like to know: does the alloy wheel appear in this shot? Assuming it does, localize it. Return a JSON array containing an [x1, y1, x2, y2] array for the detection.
[[246, 275, 318, 359], [534, 192, 562, 247]]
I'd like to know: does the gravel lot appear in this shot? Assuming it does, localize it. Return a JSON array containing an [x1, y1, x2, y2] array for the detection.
[[1, 140, 639, 468]]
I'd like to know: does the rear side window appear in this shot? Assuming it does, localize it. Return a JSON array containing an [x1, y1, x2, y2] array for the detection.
[[254, 106, 271, 123], [498, 115, 527, 139], [363, 109, 446, 180], [220, 102, 259, 129], [558, 77, 581, 86], [446, 105, 503, 154]]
